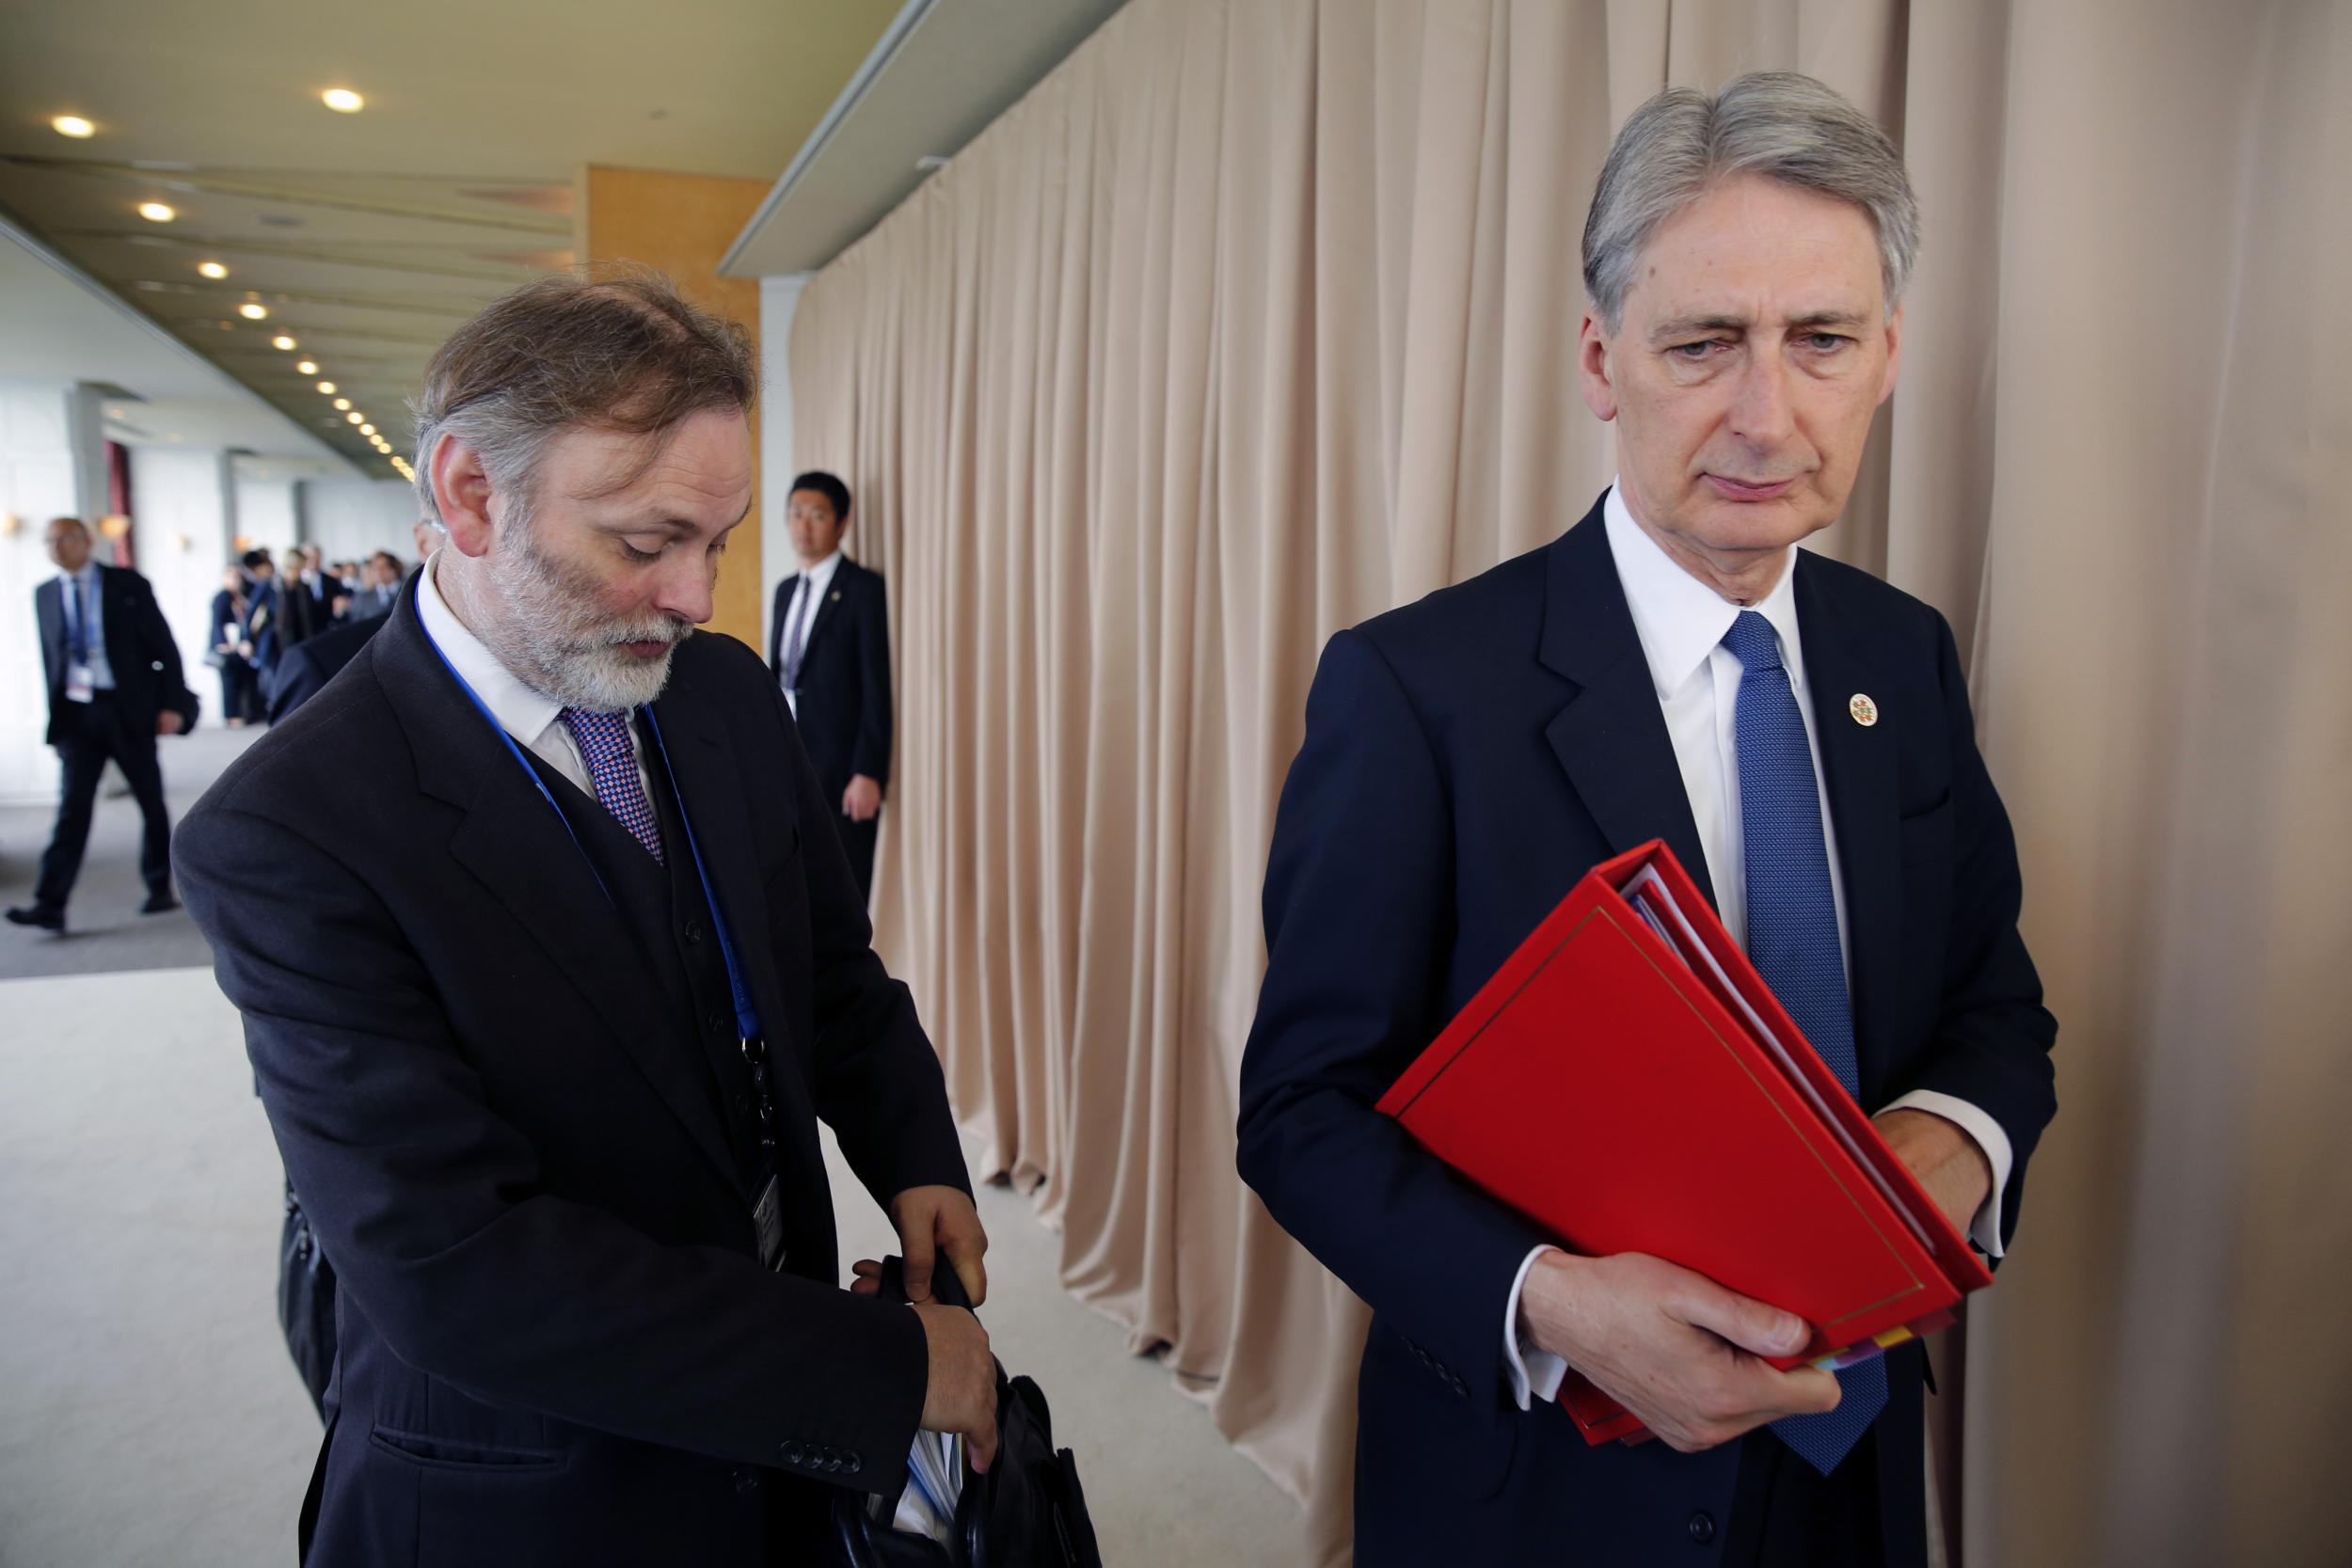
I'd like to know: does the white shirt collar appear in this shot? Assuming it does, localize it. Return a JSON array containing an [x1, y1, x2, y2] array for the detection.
[[794, 550, 845, 593], [1602, 482, 1807, 698], [418, 550, 565, 742]]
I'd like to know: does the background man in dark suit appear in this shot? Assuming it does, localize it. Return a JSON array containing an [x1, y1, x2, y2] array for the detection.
[[1238, 73, 2057, 1568], [7, 515, 198, 932], [177, 271, 1000, 1567], [266, 523, 438, 722], [766, 471, 893, 903]]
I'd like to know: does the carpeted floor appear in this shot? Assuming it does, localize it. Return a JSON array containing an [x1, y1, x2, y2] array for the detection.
[[0, 727, 1309, 1567]]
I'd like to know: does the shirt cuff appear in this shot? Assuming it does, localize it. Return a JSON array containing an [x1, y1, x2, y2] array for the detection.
[[1882, 1089, 2013, 1258], [1502, 1244, 1570, 1409]]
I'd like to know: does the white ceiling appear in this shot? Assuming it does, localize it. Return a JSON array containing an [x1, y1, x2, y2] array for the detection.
[[0, 217, 344, 466]]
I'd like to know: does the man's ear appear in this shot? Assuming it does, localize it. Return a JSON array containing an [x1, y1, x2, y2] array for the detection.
[[1877, 302, 1905, 407], [1578, 310, 1619, 422], [429, 435, 497, 559]]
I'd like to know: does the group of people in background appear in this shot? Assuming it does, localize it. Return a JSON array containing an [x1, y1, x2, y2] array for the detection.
[[208, 540, 409, 727]]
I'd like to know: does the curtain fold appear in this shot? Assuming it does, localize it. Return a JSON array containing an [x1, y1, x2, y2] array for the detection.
[[788, 2, 2351, 1561]]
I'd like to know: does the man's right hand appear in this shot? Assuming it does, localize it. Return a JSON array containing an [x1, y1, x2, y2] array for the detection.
[[1518, 1250, 1841, 1453], [913, 1299, 999, 1473]]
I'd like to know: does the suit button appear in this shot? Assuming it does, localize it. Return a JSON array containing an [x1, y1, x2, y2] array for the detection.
[[684, 919, 704, 945], [846, 1451, 863, 1475], [707, 1010, 727, 1035], [1688, 1512, 1716, 1544], [732, 1467, 760, 1494], [781, 1442, 804, 1465]]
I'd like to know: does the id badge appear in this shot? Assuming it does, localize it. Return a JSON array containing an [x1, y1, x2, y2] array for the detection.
[[64, 665, 95, 705], [752, 1174, 787, 1272]]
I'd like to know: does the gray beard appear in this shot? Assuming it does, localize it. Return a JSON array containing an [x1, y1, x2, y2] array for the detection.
[[474, 516, 693, 713]]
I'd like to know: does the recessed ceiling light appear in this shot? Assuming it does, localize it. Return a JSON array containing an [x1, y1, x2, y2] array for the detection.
[[239, 302, 268, 320], [272, 334, 297, 351], [359, 423, 375, 436], [198, 261, 228, 279], [322, 88, 364, 114], [295, 359, 317, 374], [333, 396, 350, 410], [318, 381, 338, 394], [138, 202, 176, 223], [346, 411, 364, 425], [53, 115, 97, 138]]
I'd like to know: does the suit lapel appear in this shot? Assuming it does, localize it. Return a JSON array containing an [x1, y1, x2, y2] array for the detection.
[[373, 597, 742, 1191], [1794, 555, 1901, 1095], [36, 579, 62, 675], [1536, 501, 1718, 911], [793, 561, 856, 670], [648, 669, 818, 1137]]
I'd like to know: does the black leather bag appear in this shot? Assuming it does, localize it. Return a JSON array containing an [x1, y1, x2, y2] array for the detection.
[[829, 1259, 1103, 1568], [278, 1183, 339, 1419]]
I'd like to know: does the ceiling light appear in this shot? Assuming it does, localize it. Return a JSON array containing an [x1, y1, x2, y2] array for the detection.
[[346, 411, 364, 425], [295, 359, 317, 374], [138, 202, 176, 223], [359, 423, 375, 436], [319, 381, 338, 395], [333, 396, 350, 410], [272, 334, 297, 350], [240, 302, 268, 320], [322, 88, 364, 114], [54, 115, 97, 138], [197, 261, 228, 279]]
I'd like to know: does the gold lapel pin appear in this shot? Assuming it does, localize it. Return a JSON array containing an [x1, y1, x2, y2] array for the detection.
[[1849, 693, 1879, 727], [830, 591, 842, 603]]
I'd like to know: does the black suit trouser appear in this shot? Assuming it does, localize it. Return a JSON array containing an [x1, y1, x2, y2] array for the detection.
[[36, 695, 173, 909]]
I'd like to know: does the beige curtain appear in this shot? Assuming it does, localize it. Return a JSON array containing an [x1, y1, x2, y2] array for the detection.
[[788, 2, 2352, 1563]]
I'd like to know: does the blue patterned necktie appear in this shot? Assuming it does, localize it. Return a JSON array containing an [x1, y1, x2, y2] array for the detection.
[[560, 707, 664, 864], [1722, 610, 1886, 1475], [65, 575, 90, 665]]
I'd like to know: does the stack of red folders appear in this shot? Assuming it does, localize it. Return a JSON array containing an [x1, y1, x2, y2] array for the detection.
[[1374, 840, 1992, 1444]]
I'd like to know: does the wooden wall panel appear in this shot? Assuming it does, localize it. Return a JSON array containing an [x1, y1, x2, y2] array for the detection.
[[581, 166, 771, 650]]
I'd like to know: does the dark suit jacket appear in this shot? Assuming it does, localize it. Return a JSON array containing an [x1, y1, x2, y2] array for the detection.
[[266, 608, 387, 723], [35, 564, 198, 745], [1236, 496, 2058, 1568], [176, 584, 969, 1567], [767, 560, 893, 797]]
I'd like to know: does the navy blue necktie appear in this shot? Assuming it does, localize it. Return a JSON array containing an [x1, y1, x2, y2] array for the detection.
[[1722, 610, 1887, 1475], [65, 576, 90, 665]]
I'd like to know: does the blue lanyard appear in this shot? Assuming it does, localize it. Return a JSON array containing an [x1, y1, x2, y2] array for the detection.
[[419, 611, 762, 1041]]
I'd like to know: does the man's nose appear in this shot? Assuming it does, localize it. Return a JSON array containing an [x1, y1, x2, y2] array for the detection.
[[1725, 349, 1797, 450], [649, 551, 716, 626]]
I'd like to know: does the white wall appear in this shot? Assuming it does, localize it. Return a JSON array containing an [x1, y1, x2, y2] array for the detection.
[[298, 480, 418, 564], [0, 379, 76, 802], [233, 475, 298, 556], [130, 447, 237, 725], [759, 273, 811, 651]]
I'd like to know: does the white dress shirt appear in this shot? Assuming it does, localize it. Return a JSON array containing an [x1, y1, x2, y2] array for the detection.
[[56, 563, 118, 691], [417, 551, 656, 803], [1501, 483, 2014, 1409], [776, 549, 844, 720]]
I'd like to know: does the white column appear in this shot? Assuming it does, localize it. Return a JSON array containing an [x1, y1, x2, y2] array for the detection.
[[0, 379, 76, 802], [63, 383, 109, 524], [759, 273, 812, 650]]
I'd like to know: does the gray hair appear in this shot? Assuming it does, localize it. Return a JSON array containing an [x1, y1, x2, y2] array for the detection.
[[407, 267, 756, 531], [1581, 71, 1919, 332]]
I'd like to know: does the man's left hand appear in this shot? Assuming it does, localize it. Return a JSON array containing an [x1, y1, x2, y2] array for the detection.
[[1873, 1108, 1992, 1234], [157, 711, 185, 736], [851, 1185, 988, 1307], [842, 774, 883, 822]]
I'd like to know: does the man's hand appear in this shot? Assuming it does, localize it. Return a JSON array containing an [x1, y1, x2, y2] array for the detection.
[[913, 1299, 999, 1473], [1518, 1250, 1840, 1453], [842, 774, 883, 823], [156, 711, 184, 736], [1873, 1108, 1992, 1235], [880, 1184, 987, 1307]]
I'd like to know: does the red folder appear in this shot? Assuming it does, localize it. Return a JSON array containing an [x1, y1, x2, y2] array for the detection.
[[1375, 841, 1992, 1445]]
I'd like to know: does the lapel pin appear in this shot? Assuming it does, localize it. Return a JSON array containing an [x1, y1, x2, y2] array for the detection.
[[1849, 693, 1879, 727], [831, 591, 842, 603]]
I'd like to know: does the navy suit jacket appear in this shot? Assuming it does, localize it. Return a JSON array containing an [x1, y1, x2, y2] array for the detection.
[[176, 583, 968, 1566], [768, 559, 893, 798], [1237, 496, 2057, 1567], [34, 563, 198, 745]]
